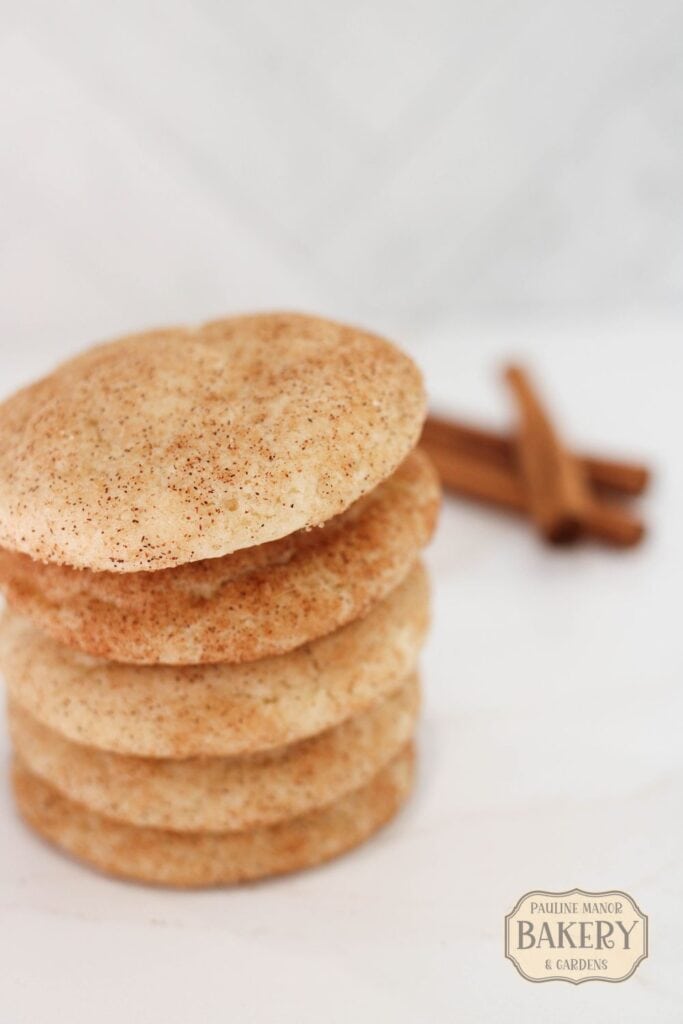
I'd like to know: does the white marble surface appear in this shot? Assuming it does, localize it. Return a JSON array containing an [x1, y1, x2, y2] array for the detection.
[[0, 312, 681, 1022]]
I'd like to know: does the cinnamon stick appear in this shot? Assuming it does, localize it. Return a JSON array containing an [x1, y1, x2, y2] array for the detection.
[[421, 438, 644, 547], [421, 415, 649, 496], [422, 441, 525, 512], [504, 365, 587, 543], [581, 499, 644, 548]]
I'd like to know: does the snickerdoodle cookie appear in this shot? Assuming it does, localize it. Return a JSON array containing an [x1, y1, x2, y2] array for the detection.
[[9, 674, 419, 832], [0, 449, 438, 664], [1, 563, 428, 758], [0, 314, 425, 572], [12, 744, 415, 887]]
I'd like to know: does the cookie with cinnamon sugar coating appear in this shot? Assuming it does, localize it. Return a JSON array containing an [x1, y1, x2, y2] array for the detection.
[[0, 449, 438, 664], [12, 744, 415, 887], [0, 563, 428, 758], [0, 313, 425, 572], [9, 674, 419, 833]]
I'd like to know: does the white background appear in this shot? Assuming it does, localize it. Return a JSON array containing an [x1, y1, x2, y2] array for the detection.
[[1, 2, 682, 1021]]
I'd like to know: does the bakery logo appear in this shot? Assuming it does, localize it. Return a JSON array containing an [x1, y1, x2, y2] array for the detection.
[[505, 889, 648, 984]]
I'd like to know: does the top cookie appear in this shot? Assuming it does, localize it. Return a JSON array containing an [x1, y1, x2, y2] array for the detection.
[[0, 313, 425, 571]]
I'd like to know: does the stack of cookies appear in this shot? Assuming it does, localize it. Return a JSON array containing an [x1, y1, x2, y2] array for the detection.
[[0, 314, 439, 887]]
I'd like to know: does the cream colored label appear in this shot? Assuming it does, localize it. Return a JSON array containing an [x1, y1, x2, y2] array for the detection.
[[505, 889, 648, 984]]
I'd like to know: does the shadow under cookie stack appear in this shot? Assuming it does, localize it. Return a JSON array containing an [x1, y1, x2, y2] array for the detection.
[[0, 314, 439, 887]]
